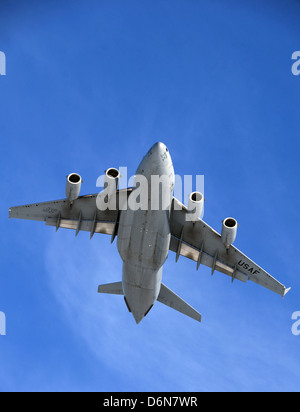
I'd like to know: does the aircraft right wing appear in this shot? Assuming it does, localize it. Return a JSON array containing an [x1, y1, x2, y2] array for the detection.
[[169, 197, 290, 297]]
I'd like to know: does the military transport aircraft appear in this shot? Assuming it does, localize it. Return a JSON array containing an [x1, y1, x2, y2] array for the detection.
[[9, 142, 290, 324]]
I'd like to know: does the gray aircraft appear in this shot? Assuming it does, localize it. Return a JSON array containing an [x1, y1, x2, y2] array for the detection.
[[9, 142, 290, 324]]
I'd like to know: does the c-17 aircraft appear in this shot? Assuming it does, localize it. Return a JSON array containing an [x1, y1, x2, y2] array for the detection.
[[9, 142, 290, 324]]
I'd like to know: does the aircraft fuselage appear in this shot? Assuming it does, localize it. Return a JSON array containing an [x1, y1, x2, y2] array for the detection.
[[117, 142, 175, 323]]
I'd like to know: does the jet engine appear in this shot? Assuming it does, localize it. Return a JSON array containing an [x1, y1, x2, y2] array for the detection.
[[65, 173, 82, 202], [186, 191, 204, 221], [104, 168, 120, 197], [221, 217, 238, 249], [96, 168, 121, 211]]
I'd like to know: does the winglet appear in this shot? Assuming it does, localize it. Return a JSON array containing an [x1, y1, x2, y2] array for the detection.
[[283, 287, 291, 297]]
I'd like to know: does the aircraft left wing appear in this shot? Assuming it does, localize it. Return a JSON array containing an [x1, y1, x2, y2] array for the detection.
[[169, 197, 290, 297], [9, 189, 132, 239]]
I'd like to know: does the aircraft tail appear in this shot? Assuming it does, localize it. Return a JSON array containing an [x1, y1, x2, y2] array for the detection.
[[98, 281, 123, 295], [97, 281, 202, 323], [158, 283, 202, 323]]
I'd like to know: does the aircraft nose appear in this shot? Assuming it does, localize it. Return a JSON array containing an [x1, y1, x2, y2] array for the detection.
[[136, 141, 171, 178], [151, 142, 167, 155]]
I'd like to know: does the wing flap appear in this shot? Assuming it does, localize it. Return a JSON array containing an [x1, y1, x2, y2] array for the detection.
[[45, 217, 115, 235], [169, 236, 247, 283]]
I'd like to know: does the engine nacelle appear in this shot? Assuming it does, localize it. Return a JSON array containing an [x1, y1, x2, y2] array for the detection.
[[65, 173, 82, 202], [186, 191, 204, 221], [96, 168, 121, 211], [104, 168, 120, 197], [221, 217, 238, 248]]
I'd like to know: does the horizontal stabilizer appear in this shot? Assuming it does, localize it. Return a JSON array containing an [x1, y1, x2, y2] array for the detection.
[[158, 283, 202, 323], [98, 281, 124, 295]]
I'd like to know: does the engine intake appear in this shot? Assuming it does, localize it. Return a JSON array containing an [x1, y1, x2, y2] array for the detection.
[[96, 168, 121, 211], [186, 191, 204, 221], [65, 173, 82, 202], [221, 217, 237, 249], [104, 168, 120, 197]]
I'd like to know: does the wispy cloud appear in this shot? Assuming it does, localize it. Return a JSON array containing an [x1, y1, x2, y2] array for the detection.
[[43, 229, 299, 392]]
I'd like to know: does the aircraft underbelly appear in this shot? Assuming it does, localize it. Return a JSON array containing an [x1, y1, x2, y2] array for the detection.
[[117, 208, 170, 322], [118, 208, 170, 276], [116, 141, 174, 322]]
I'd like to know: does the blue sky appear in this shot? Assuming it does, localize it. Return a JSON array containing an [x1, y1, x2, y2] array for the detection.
[[0, 0, 300, 392]]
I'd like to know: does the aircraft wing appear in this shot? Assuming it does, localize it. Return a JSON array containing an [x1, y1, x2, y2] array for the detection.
[[169, 197, 290, 297], [9, 189, 132, 239]]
